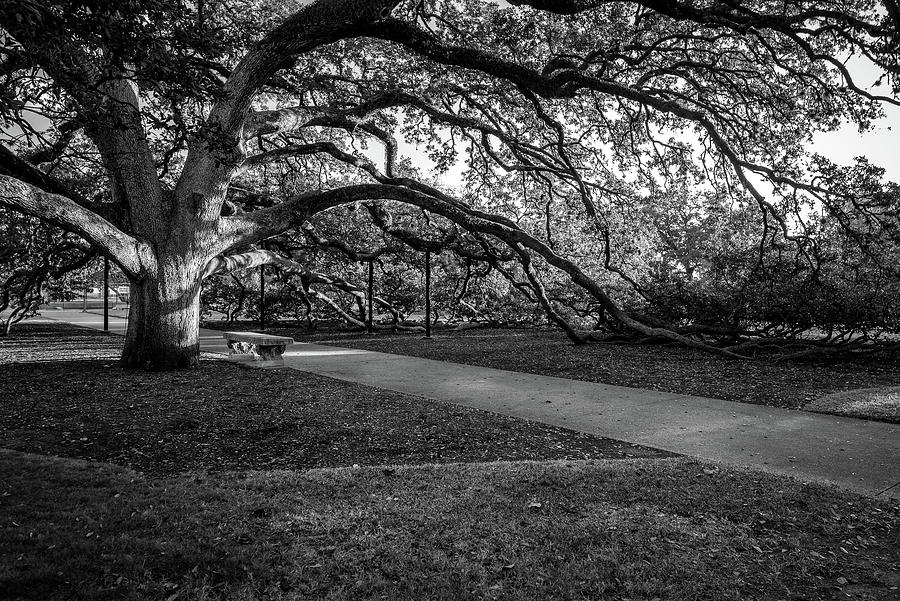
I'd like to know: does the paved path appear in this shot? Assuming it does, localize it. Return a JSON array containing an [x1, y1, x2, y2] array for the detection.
[[37, 309, 900, 500]]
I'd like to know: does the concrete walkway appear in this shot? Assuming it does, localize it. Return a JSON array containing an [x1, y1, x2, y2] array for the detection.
[[36, 309, 900, 500]]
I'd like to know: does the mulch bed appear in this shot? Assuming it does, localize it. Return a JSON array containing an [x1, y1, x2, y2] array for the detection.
[[208, 322, 900, 417], [0, 323, 665, 475]]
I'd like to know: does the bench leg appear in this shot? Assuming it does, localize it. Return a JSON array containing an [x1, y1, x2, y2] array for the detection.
[[227, 341, 256, 363], [254, 343, 287, 368]]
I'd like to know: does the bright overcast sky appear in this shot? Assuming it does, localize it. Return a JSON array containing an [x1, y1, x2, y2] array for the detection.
[[812, 88, 899, 182]]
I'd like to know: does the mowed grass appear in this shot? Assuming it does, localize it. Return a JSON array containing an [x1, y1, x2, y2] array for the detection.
[[0, 325, 659, 474], [1, 322, 899, 599], [3, 450, 899, 601], [806, 388, 900, 423]]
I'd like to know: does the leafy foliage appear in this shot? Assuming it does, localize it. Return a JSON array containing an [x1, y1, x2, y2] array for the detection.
[[0, 209, 93, 334]]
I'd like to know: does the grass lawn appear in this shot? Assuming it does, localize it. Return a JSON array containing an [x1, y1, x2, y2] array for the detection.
[[2, 451, 899, 600], [1, 323, 899, 599], [0, 324, 660, 474], [218, 323, 900, 419], [806, 388, 900, 423]]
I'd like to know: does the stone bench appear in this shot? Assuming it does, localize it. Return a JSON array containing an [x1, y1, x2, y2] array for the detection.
[[223, 331, 294, 368]]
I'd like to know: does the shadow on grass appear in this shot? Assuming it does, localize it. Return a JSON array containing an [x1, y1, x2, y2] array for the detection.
[[2, 450, 899, 600], [0, 354, 664, 476]]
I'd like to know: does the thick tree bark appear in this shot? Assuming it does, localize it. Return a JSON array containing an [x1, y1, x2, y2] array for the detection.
[[121, 262, 203, 370]]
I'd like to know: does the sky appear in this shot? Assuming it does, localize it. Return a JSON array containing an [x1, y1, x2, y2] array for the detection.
[[802, 49, 897, 181], [814, 112, 898, 182]]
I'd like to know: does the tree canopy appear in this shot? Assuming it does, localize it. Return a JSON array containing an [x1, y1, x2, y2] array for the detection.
[[1, 0, 898, 367]]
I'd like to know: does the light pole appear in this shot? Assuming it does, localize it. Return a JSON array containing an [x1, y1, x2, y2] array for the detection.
[[424, 249, 432, 339], [366, 259, 374, 335], [103, 257, 109, 331], [259, 264, 266, 331]]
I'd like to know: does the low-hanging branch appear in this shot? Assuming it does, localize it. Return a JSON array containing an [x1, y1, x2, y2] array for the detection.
[[228, 138, 751, 357]]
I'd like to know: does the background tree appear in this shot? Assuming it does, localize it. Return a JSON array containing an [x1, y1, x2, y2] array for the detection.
[[0, 209, 94, 334]]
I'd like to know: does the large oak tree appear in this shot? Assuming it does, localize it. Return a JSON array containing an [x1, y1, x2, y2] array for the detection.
[[0, 0, 897, 368]]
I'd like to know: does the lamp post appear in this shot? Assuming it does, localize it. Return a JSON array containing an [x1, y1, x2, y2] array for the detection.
[[103, 257, 109, 331], [424, 249, 432, 338], [366, 259, 374, 335], [259, 264, 266, 331]]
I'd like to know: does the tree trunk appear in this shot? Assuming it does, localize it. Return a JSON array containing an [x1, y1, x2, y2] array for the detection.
[[121, 263, 203, 370]]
